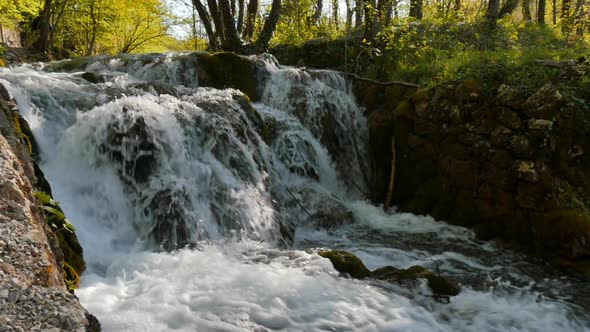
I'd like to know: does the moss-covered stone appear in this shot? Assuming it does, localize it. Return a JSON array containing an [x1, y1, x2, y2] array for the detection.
[[35, 192, 86, 291], [195, 52, 260, 102], [318, 250, 371, 279], [372, 265, 461, 296]]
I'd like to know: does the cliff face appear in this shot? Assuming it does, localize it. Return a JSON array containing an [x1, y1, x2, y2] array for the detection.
[[0, 86, 98, 331]]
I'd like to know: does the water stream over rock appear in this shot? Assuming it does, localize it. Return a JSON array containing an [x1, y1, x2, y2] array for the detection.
[[1, 52, 589, 331]]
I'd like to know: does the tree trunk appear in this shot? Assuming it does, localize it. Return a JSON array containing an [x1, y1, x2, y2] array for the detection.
[[454, 0, 461, 12], [85, 0, 98, 56], [552, 0, 557, 24], [207, 0, 225, 43], [538, 0, 546, 23], [575, 0, 585, 35], [313, 0, 323, 25], [355, 0, 363, 27], [254, 0, 281, 50], [332, 0, 339, 25], [345, 0, 354, 28], [486, 0, 500, 26], [363, 0, 378, 39], [409, 0, 423, 18], [237, 0, 245, 32], [219, 0, 242, 50], [522, 0, 532, 20], [193, 0, 219, 49], [38, 0, 53, 52], [244, 0, 258, 38], [562, 0, 572, 33], [498, 0, 519, 17]]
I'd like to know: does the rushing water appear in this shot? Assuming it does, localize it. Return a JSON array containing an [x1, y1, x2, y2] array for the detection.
[[1, 53, 589, 331]]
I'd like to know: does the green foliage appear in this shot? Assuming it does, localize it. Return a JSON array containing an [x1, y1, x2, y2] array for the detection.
[[363, 20, 589, 90], [0, 0, 41, 27], [271, 0, 344, 46]]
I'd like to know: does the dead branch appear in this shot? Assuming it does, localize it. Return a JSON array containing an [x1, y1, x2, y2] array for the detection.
[[384, 137, 396, 208], [338, 71, 419, 88]]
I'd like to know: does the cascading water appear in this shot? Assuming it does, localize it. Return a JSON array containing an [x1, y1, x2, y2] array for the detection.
[[1, 53, 589, 331]]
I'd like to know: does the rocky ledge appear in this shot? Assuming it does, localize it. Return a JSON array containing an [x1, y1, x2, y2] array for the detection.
[[0, 85, 99, 331], [363, 72, 590, 279]]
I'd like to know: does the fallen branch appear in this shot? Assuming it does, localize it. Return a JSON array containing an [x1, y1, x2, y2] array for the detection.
[[286, 187, 313, 218], [338, 71, 419, 88], [384, 137, 396, 208]]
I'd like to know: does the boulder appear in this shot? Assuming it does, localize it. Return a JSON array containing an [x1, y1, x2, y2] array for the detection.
[[318, 250, 371, 279], [320, 250, 461, 297], [194, 52, 261, 101]]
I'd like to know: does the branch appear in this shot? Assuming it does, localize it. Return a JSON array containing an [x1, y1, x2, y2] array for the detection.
[[384, 136, 396, 208], [337, 71, 419, 88]]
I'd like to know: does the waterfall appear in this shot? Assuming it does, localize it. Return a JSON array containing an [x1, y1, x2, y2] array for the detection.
[[1, 53, 588, 331]]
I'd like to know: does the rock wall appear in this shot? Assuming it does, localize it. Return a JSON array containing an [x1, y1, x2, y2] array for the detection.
[[0, 86, 99, 331], [367, 78, 590, 278]]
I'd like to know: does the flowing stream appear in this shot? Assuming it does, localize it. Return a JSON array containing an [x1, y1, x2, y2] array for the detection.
[[1, 53, 589, 331]]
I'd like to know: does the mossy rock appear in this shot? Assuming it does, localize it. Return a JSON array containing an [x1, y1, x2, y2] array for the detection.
[[319, 250, 371, 279], [45, 57, 95, 72], [372, 265, 461, 296], [195, 52, 260, 102], [35, 192, 86, 291]]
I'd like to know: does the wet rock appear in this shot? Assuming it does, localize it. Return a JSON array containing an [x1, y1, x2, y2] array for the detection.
[[81, 72, 106, 84], [194, 52, 261, 101], [301, 190, 355, 229], [515, 161, 539, 183], [497, 107, 521, 129], [130, 81, 178, 97], [373, 265, 461, 296], [319, 250, 371, 279], [103, 113, 158, 185], [147, 189, 192, 251], [0, 97, 95, 330], [497, 84, 526, 109], [523, 84, 564, 119], [509, 135, 533, 158], [528, 119, 554, 132]]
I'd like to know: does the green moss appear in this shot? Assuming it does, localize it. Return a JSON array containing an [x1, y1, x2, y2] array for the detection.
[[46, 57, 93, 72], [195, 52, 260, 101], [318, 250, 371, 279], [35, 191, 86, 290]]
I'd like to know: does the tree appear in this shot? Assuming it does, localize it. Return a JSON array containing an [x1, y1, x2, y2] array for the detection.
[[498, 0, 519, 18], [192, 0, 282, 52], [538, 0, 547, 23], [0, 0, 42, 27], [409, 0, 423, 19], [108, 0, 170, 53], [485, 0, 500, 27], [37, 0, 69, 52]]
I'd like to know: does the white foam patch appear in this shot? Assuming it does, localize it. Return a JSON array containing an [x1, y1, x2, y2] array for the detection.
[[77, 244, 445, 332]]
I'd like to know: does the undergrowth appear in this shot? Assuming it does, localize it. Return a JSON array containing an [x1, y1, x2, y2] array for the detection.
[[358, 19, 590, 90]]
